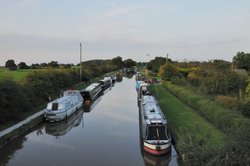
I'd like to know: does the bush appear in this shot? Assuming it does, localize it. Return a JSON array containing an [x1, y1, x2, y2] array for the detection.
[[215, 95, 240, 111], [239, 101, 250, 118], [164, 82, 250, 137], [164, 82, 250, 165], [25, 69, 77, 102], [0, 78, 32, 124]]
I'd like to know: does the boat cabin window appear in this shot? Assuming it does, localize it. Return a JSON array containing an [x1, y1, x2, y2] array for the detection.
[[52, 103, 59, 111], [146, 125, 167, 140]]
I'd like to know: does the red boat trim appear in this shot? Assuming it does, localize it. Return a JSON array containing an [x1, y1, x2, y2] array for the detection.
[[143, 146, 168, 155]]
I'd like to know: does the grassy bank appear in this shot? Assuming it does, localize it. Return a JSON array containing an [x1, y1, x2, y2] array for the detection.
[[150, 85, 228, 165], [163, 82, 250, 138], [158, 82, 250, 165]]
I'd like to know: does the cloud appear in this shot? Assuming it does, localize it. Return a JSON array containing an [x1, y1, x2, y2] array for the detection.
[[100, 5, 145, 18]]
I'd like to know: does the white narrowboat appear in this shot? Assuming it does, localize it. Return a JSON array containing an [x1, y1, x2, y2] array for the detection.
[[139, 95, 172, 155], [44, 90, 83, 122]]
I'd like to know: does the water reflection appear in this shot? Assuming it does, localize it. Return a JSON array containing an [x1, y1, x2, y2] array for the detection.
[[140, 140, 179, 166], [45, 109, 83, 137], [141, 150, 172, 166], [0, 136, 27, 166]]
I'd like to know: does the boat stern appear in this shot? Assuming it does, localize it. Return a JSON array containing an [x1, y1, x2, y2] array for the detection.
[[143, 141, 171, 155]]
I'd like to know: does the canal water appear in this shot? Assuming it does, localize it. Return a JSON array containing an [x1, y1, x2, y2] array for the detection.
[[0, 76, 178, 166]]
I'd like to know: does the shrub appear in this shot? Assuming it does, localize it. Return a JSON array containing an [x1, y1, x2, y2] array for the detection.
[[0, 78, 32, 124], [215, 95, 240, 111], [164, 82, 250, 138], [164, 82, 250, 165]]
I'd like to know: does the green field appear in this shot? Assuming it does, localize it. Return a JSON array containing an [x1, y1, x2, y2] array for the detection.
[[149, 85, 228, 164], [0, 68, 31, 81]]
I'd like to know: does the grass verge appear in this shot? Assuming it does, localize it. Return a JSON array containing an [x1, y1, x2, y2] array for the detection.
[[150, 85, 229, 165]]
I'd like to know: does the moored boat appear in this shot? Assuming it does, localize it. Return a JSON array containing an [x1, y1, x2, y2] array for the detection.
[[99, 78, 111, 90], [139, 95, 172, 155], [80, 83, 102, 103], [44, 90, 83, 122]]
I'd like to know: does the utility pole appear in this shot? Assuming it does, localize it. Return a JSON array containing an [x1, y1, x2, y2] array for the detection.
[[80, 43, 82, 82], [166, 53, 169, 65]]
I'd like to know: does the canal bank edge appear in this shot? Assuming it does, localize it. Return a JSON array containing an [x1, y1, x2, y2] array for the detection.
[[0, 111, 44, 148]]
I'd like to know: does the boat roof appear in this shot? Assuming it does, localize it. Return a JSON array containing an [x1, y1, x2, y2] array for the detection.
[[142, 95, 167, 125], [85, 83, 100, 91], [50, 96, 71, 104]]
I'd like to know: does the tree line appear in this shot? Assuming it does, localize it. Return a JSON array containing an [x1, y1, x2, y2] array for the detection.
[[147, 52, 250, 117], [0, 56, 135, 125]]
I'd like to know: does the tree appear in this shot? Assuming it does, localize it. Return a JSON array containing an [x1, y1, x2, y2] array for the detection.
[[48, 61, 59, 68], [148, 57, 170, 72], [18, 62, 29, 69], [123, 59, 136, 68], [31, 63, 40, 69], [158, 64, 177, 81], [111, 56, 123, 68], [5, 59, 17, 70], [64, 64, 72, 69], [233, 52, 250, 71]]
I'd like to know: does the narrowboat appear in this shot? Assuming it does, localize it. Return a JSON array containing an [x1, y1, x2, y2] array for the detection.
[[44, 90, 83, 122], [99, 78, 111, 90], [139, 95, 172, 155], [80, 83, 102, 103]]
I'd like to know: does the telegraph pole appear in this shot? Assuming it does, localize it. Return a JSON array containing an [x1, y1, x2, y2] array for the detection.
[[166, 53, 169, 65], [80, 43, 82, 82]]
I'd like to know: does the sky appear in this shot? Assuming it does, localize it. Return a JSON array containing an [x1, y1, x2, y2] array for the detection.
[[0, 0, 250, 65]]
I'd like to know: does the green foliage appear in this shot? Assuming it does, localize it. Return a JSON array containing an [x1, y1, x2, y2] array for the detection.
[[123, 59, 136, 68], [0, 69, 31, 82], [18, 62, 29, 69], [215, 95, 240, 111], [161, 83, 250, 165], [48, 61, 59, 68], [246, 79, 250, 100], [147, 56, 168, 72], [164, 82, 250, 134], [149, 85, 227, 165], [233, 51, 250, 71], [0, 78, 31, 124], [158, 63, 177, 81], [187, 65, 247, 95], [111, 56, 123, 68], [239, 101, 250, 118], [25, 69, 77, 102], [5, 59, 17, 71]]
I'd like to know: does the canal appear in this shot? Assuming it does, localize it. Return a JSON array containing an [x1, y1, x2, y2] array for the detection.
[[0, 76, 178, 166]]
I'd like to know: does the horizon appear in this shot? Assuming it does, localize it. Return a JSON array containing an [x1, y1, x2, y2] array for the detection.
[[1, 0, 250, 66]]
